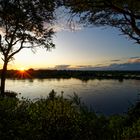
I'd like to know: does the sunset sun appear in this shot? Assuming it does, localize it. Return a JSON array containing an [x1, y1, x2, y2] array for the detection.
[[15, 67, 31, 78], [18, 68, 26, 72]]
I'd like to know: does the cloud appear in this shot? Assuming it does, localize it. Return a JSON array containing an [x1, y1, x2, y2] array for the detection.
[[103, 62, 140, 70], [90, 62, 140, 71], [52, 22, 82, 32], [129, 56, 140, 59], [70, 65, 97, 70], [95, 64, 104, 66], [128, 57, 140, 63], [53, 7, 83, 32], [53, 62, 140, 71], [111, 59, 121, 62], [54, 65, 71, 70]]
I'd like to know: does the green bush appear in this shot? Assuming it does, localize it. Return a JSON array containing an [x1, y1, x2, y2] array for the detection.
[[0, 91, 139, 140]]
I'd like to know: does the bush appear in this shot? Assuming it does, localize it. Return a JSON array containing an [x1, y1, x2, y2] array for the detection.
[[0, 91, 139, 140]]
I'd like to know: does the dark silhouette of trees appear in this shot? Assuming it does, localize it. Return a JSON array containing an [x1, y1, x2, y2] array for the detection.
[[0, 0, 59, 96], [63, 0, 140, 44], [0, 91, 140, 139]]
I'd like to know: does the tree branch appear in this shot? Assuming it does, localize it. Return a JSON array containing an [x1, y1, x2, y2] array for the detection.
[[0, 34, 6, 56], [6, 19, 19, 55], [12, 38, 22, 46], [130, 14, 140, 36], [109, 3, 140, 35], [121, 27, 140, 44], [8, 38, 25, 60], [5, 23, 10, 44]]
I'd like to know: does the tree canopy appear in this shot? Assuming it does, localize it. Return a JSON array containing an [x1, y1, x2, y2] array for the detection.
[[0, 0, 58, 62], [0, 0, 60, 95], [64, 0, 140, 44]]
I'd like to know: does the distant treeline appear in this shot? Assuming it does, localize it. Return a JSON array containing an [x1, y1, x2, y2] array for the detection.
[[0, 69, 140, 80]]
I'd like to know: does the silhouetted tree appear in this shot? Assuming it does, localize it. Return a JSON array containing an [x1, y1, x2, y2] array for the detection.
[[0, 0, 59, 96], [64, 0, 140, 44]]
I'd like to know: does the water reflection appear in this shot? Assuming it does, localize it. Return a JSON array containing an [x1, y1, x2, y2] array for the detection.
[[5, 78, 140, 115]]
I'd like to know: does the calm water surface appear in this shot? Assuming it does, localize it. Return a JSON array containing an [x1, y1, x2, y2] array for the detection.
[[5, 78, 140, 115]]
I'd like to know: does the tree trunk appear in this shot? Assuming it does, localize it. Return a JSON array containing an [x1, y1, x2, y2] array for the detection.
[[0, 60, 8, 96]]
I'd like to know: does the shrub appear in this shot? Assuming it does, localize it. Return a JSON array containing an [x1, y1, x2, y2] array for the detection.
[[0, 91, 139, 140]]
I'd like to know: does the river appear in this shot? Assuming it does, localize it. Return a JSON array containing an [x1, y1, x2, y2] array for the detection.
[[5, 78, 140, 115]]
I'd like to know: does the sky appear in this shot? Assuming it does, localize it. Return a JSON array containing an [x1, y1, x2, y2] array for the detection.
[[1, 26, 140, 70]]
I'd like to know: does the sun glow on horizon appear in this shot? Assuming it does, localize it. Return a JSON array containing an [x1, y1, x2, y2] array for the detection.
[[18, 67, 26, 72], [15, 67, 31, 79]]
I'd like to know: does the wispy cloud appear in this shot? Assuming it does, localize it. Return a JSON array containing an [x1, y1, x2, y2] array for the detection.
[[110, 59, 121, 62], [52, 21, 82, 32], [53, 61, 140, 71], [103, 63, 140, 70], [52, 56, 140, 71], [51, 7, 83, 32], [129, 56, 140, 59], [128, 57, 140, 63], [54, 65, 71, 70]]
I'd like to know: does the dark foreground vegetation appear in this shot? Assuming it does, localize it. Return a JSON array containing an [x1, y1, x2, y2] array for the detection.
[[1, 69, 140, 80], [0, 90, 140, 140]]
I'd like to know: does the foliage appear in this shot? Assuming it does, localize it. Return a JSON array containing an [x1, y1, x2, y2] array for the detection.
[[63, 0, 140, 44], [0, 91, 139, 139], [0, 0, 57, 55], [0, 0, 61, 94]]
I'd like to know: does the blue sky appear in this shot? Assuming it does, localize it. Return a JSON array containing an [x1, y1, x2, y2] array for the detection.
[[2, 26, 140, 70]]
